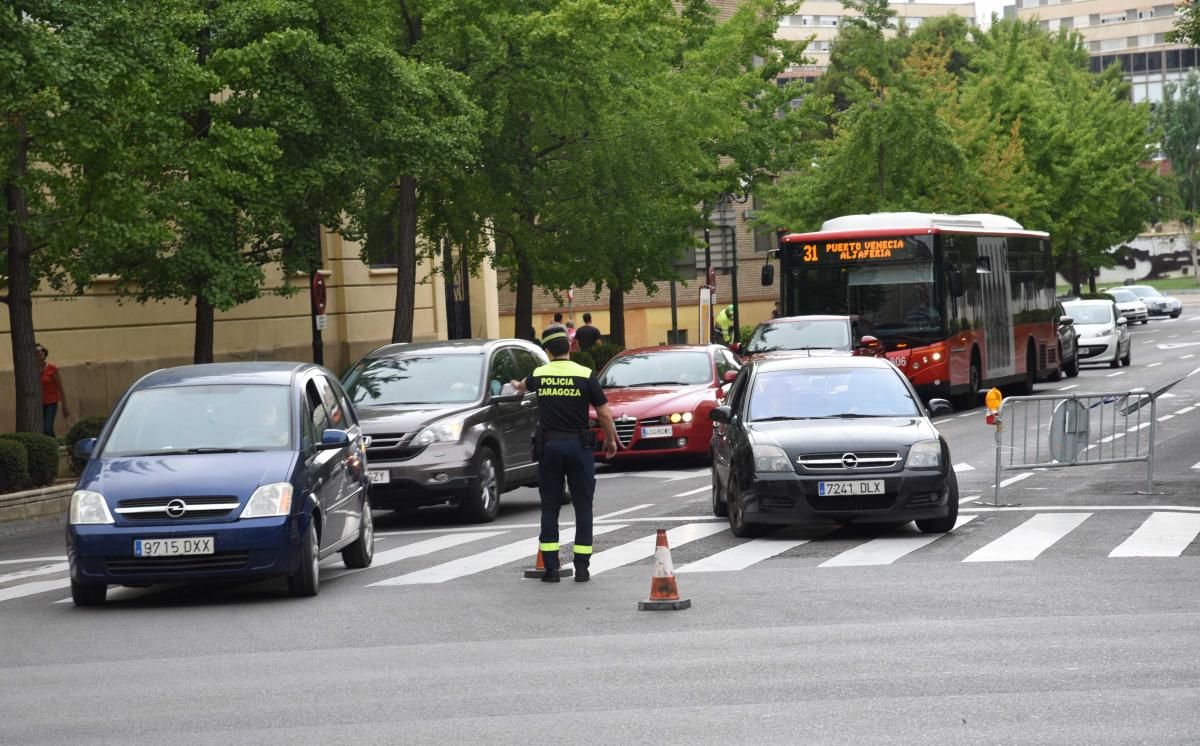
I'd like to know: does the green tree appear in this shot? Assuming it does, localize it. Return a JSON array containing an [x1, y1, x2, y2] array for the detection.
[[1168, 1, 1200, 47], [1154, 71, 1200, 284], [1, 1, 202, 431]]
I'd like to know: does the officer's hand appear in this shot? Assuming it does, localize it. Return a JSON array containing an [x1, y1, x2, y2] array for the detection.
[[603, 437, 618, 459]]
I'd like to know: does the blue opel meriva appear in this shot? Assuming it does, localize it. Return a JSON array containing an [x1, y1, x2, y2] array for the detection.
[[66, 363, 373, 606]]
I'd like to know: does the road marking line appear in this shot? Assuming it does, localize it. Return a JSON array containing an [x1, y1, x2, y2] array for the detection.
[[956, 411, 976, 418], [1106, 371, 1126, 377], [0, 578, 70, 604], [1176, 406, 1196, 415], [1157, 414, 1175, 421], [376, 514, 723, 536], [1058, 384, 1080, 391], [1189, 365, 1200, 377], [1127, 422, 1152, 432], [322, 531, 508, 576], [1170, 334, 1180, 339], [819, 516, 978, 567], [953, 463, 975, 472], [1130, 387, 1146, 392], [589, 522, 729, 576], [678, 537, 811, 572], [595, 504, 654, 520], [960, 494, 982, 504], [673, 486, 711, 498], [0, 562, 68, 585], [0, 556, 65, 566], [1100, 432, 1127, 443], [999, 472, 1033, 488], [1109, 513, 1200, 558], [1192, 461, 1200, 470], [963, 513, 1091, 562], [1185, 354, 1196, 360], [371, 525, 627, 586], [1147, 362, 1163, 368], [596, 469, 707, 481], [964, 505, 1200, 513]]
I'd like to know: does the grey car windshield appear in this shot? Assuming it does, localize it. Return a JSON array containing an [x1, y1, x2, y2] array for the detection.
[[744, 319, 851, 354], [1063, 303, 1113, 325], [1107, 288, 1137, 303], [600, 351, 712, 387], [344, 355, 485, 405], [102, 384, 293, 456], [748, 367, 919, 420], [1126, 286, 1163, 298]]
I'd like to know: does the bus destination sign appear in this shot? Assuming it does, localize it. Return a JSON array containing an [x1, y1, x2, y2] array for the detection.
[[794, 237, 910, 264]]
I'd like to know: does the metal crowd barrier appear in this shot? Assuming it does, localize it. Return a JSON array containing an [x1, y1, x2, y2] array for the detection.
[[991, 391, 1155, 505]]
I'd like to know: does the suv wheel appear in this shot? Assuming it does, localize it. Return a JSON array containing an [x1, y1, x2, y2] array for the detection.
[[459, 446, 501, 523], [916, 472, 960, 534], [727, 475, 769, 538]]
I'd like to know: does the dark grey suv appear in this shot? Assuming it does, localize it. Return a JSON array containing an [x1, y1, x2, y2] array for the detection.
[[342, 339, 547, 523]]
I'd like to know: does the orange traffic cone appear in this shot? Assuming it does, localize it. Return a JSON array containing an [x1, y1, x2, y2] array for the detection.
[[523, 542, 573, 579], [638, 529, 691, 610]]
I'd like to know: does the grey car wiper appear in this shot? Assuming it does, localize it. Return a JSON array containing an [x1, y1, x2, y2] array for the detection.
[[752, 415, 816, 421], [187, 447, 263, 454]]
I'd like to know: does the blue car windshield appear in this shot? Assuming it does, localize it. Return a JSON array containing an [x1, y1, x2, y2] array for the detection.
[[343, 355, 485, 406], [101, 384, 293, 456], [748, 367, 919, 420]]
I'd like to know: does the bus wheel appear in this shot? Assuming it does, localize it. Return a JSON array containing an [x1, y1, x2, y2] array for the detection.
[[953, 355, 981, 411], [1017, 343, 1036, 395], [1048, 345, 1064, 382]]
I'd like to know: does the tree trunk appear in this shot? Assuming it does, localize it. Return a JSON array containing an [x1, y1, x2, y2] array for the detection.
[[4, 129, 43, 433], [194, 294, 215, 364], [1070, 250, 1081, 297], [391, 175, 418, 343], [514, 243, 534, 341], [608, 283, 626, 347], [1189, 220, 1199, 286], [1087, 271, 1097, 294]]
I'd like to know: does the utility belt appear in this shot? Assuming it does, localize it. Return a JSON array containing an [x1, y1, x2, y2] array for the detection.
[[532, 428, 596, 460]]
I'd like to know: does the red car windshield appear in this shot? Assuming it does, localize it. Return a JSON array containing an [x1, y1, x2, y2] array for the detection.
[[600, 352, 712, 388]]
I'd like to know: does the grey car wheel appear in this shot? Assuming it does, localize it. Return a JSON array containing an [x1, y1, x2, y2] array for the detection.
[[459, 446, 501, 523], [711, 460, 728, 517]]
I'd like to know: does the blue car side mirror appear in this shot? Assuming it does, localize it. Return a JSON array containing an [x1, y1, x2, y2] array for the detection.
[[73, 438, 97, 460], [318, 429, 351, 450]]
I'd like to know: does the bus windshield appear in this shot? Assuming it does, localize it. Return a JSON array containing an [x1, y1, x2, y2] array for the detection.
[[847, 263, 942, 348]]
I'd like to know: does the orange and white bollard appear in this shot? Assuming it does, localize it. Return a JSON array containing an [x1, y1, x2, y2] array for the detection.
[[638, 529, 691, 611]]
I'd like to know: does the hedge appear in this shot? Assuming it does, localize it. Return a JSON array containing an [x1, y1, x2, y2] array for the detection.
[[0, 440, 30, 493], [588, 343, 624, 373], [570, 350, 596, 371], [65, 416, 108, 475], [0, 432, 59, 487]]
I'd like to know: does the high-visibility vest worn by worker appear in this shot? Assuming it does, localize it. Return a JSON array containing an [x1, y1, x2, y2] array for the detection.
[[521, 352, 608, 581], [715, 306, 734, 339]]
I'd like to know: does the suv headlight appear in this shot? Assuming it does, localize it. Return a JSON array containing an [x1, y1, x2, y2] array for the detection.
[[240, 483, 293, 519], [69, 490, 114, 525], [414, 418, 465, 446], [905, 440, 942, 469], [752, 444, 793, 473], [1094, 328, 1112, 338]]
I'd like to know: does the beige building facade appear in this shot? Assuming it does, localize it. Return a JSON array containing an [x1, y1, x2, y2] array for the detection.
[[0, 232, 500, 434], [1006, 0, 1200, 103]]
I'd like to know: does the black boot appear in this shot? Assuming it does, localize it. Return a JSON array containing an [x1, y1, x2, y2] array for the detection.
[[574, 557, 590, 582], [541, 567, 561, 583]]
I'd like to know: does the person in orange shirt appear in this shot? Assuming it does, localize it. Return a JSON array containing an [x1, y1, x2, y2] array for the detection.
[[35, 343, 70, 437]]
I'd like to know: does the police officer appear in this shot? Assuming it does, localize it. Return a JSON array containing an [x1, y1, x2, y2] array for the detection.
[[511, 326, 618, 582]]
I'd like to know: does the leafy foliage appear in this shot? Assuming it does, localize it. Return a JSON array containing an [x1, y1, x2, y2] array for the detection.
[[0, 440, 30, 493], [65, 416, 107, 475], [588, 343, 625, 373], [1153, 70, 1200, 282], [1168, 1, 1200, 47], [0, 432, 58, 487]]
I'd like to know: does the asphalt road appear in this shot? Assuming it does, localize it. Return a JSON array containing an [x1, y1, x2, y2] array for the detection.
[[3, 307, 1200, 743]]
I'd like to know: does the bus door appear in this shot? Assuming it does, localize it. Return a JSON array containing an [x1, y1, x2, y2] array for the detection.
[[977, 237, 1014, 379]]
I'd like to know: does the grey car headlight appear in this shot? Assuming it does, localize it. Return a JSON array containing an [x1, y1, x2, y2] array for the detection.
[[414, 418, 465, 446], [752, 444, 793, 473], [69, 490, 114, 525], [905, 440, 942, 469]]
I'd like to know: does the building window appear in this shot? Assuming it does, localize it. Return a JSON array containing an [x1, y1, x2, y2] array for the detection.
[[1148, 51, 1163, 71], [1075, 15, 1089, 28], [1167, 49, 1180, 69], [1132, 52, 1147, 72], [1100, 12, 1127, 23], [365, 203, 399, 268], [1184, 49, 1197, 69]]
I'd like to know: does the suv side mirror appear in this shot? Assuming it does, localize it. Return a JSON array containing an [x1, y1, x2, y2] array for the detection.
[[729, 342, 741, 354], [1059, 316, 1074, 327], [1116, 316, 1128, 326], [74, 438, 97, 460], [709, 406, 732, 423], [761, 264, 774, 286], [722, 370, 738, 384], [318, 429, 351, 450], [859, 335, 881, 354]]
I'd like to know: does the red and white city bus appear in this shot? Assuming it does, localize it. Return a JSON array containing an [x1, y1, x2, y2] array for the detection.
[[768, 212, 1060, 408]]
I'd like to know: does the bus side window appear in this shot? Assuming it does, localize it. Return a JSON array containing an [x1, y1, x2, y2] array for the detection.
[[976, 256, 992, 274]]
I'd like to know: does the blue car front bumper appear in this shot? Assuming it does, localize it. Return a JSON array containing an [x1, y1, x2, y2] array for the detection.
[[67, 515, 306, 586]]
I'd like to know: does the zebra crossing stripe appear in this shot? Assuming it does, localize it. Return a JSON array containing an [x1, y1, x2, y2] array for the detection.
[[370, 525, 627, 586], [677, 537, 812, 573], [0, 562, 69, 585], [963, 513, 1091, 562], [0, 578, 70, 603], [588, 523, 729, 576], [1109, 513, 1200, 558], [819, 516, 978, 567]]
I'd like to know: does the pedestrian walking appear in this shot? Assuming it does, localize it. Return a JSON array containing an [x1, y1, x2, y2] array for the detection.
[[772, 301, 782, 319], [510, 326, 619, 582], [35, 343, 70, 437], [574, 312, 602, 351]]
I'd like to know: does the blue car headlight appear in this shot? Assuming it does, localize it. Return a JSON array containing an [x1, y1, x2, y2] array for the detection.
[[69, 490, 114, 525], [240, 483, 293, 519]]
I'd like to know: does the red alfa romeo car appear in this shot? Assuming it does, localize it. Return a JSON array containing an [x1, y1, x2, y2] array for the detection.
[[589, 345, 740, 462]]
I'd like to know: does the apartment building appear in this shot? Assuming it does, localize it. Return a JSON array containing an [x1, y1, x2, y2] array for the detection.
[[1006, 0, 1200, 103]]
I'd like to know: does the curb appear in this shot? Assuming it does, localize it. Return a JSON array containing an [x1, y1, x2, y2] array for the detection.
[[0, 483, 74, 525]]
